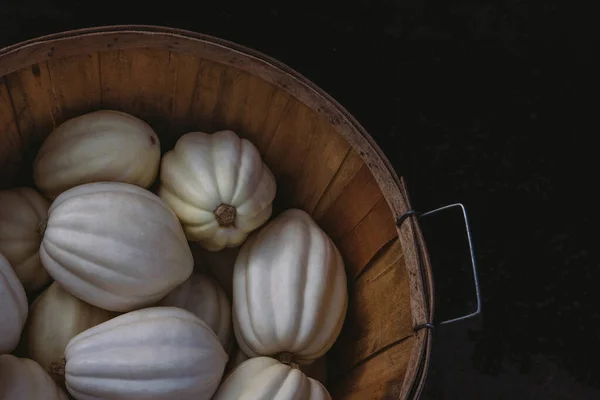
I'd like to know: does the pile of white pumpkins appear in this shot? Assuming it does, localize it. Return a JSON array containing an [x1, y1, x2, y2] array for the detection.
[[0, 110, 348, 400]]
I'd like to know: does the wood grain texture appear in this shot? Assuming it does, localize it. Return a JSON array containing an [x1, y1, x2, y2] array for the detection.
[[4, 62, 60, 185], [293, 119, 351, 213], [316, 163, 382, 241], [312, 149, 364, 220], [100, 48, 177, 147], [46, 53, 101, 120], [338, 197, 398, 278], [0, 27, 435, 399], [0, 79, 22, 188], [331, 239, 413, 370], [329, 336, 416, 400]]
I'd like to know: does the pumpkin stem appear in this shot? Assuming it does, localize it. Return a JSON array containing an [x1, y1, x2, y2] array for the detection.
[[276, 352, 300, 370], [49, 358, 66, 377], [214, 204, 236, 227], [36, 218, 48, 238]]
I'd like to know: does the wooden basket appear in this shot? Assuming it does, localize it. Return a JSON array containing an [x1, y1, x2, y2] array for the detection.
[[0, 25, 434, 399]]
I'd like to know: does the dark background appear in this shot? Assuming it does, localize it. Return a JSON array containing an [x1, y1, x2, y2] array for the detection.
[[1, 1, 598, 399]]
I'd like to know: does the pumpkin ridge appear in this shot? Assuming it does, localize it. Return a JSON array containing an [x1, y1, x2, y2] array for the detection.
[[42, 237, 143, 284], [229, 137, 251, 207], [209, 133, 225, 203], [290, 225, 311, 350], [177, 143, 221, 209]]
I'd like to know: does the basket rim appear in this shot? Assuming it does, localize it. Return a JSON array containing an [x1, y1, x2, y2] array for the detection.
[[0, 24, 434, 399]]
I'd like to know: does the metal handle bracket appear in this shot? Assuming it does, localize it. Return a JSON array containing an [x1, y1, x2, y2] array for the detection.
[[396, 203, 482, 326]]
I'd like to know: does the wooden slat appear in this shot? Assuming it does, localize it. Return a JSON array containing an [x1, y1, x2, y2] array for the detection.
[[329, 336, 415, 400], [237, 74, 291, 155], [0, 80, 22, 188], [188, 59, 225, 133], [212, 66, 250, 132], [292, 120, 351, 213], [330, 239, 412, 371], [316, 163, 382, 240], [264, 99, 319, 178], [99, 50, 128, 111], [100, 49, 177, 146], [4, 63, 60, 180], [337, 197, 398, 278], [5, 63, 58, 143], [169, 52, 202, 135], [46, 53, 101, 121], [312, 149, 364, 220]]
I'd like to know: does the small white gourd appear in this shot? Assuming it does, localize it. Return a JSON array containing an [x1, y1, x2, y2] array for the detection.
[[159, 272, 233, 353], [34, 109, 161, 199], [53, 307, 228, 400], [213, 357, 331, 400], [0, 253, 28, 354], [26, 282, 118, 372], [40, 182, 193, 312], [233, 209, 348, 365], [0, 187, 51, 293], [0, 354, 68, 400], [159, 130, 276, 251]]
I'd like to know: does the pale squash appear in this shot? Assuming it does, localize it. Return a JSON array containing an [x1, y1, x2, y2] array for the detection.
[[56, 307, 228, 400], [213, 357, 331, 400], [0, 253, 28, 354], [0, 354, 68, 400], [40, 182, 193, 312], [33, 110, 161, 199], [159, 130, 276, 251], [0, 187, 51, 293], [159, 272, 233, 353], [233, 209, 348, 365], [25, 282, 118, 372]]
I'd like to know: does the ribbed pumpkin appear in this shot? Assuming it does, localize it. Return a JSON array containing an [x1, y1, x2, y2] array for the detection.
[[39, 181, 193, 312], [159, 272, 232, 352], [213, 357, 331, 400], [0, 253, 28, 354], [0, 187, 51, 293], [159, 130, 276, 251], [56, 307, 228, 400], [33, 109, 161, 199], [233, 209, 348, 365], [0, 354, 68, 400], [25, 282, 118, 372]]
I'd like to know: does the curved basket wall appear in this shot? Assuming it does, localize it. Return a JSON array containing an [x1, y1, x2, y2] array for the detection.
[[0, 25, 434, 399]]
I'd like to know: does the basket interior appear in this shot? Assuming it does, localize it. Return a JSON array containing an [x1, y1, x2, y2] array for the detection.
[[0, 44, 419, 399]]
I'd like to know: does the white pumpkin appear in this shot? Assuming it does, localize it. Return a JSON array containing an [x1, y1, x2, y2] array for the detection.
[[33, 109, 161, 199], [0, 253, 28, 354], [213, 357, 331, 400], [0, 187, 51, 293], [60, 307, 228, 400], [0, 354, 68, 400], [233, 208, 348, 365], [40, 182, 193, 312], [159, 130, 276, 251], [26, 282, 118, 372], [159, 272, 233, 352]]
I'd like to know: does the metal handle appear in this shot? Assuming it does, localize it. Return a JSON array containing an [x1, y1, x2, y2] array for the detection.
[[397, 203, 481, 326]]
